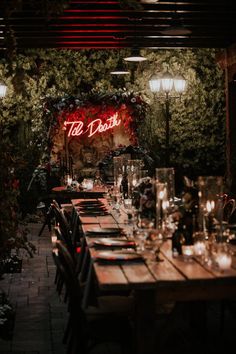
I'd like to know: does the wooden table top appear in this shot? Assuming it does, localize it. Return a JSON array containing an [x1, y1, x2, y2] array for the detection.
[[72, 198, 236, 303]]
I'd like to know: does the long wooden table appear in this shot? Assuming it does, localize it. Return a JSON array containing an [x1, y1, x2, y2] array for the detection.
[[72, 198, 236, 354]]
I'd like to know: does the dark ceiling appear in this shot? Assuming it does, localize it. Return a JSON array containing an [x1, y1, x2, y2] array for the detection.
[[1, 0, 236, 53]]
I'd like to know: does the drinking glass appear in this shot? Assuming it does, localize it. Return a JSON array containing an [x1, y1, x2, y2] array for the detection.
[[134, 217, 155, 256], [144, 228, 166, 263]]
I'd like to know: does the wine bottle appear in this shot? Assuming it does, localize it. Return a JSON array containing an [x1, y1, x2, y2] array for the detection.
[[120, 172, 129, 199]]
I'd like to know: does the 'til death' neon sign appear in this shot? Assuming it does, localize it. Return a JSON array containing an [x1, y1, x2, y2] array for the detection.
[[64, 112, 121, 138]]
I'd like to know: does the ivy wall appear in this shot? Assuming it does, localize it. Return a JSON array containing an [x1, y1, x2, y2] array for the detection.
[[0, 48, 226, 183]]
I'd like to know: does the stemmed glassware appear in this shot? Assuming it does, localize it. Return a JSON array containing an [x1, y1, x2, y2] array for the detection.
[[133, 216, 155, 255]]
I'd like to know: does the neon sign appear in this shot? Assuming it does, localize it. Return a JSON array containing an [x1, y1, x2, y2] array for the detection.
[[64, 112, 121, 138]]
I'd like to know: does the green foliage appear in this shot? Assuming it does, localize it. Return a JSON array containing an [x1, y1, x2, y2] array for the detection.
[[132, 48, 226, 177], [0, 48, 226, 177], [0, 126, 19, 248]]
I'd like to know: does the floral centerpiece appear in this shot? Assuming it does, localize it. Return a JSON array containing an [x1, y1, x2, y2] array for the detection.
[[132, 177, 156, 220]]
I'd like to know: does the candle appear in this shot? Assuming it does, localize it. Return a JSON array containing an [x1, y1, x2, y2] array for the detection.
[[117, 175, 122, 190], [215, 252, 232, 271], [132, 176, 137, 187], [193, 241, 206, 256], [67, 175, 72, 186], [51, 235, 57, 248], [182, 245, 194, 260], [158, 190, 164, 221], [83, 179, 93, 190]]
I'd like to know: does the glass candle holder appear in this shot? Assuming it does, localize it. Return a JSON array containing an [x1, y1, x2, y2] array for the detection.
[[197, 176, 224, 235], [193, 231, 207, 257], [127, 159, 142, 197], [182, 245, 194, 261], [214, 244, 232, 271], [156, 182, 167, 228], [156, 167, 175, 211]]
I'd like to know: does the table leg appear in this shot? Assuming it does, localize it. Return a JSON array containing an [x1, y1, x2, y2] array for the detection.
[[134, 289, 156, 354]]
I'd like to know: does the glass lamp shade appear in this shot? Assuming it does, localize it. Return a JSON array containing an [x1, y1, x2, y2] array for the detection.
[[161, 71, 174, 93], [140, 0, 159, 3], [0, 82, 7, 98], [173, 75, 187, 93], [110, 65, 130, 75], [124, 48, 147, 62], [149, 74, 161, 93]]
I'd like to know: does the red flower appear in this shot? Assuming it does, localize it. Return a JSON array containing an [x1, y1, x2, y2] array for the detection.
[[12, 179, 19, 190]]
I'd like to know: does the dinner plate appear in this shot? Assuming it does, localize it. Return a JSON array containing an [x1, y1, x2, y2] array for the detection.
[[95, 250, 143, 262], [80, 211, 109, 216], [93, 238, 135, 247], [79, 206, 107, 211], [87, 227, 122, 234], [76, 201, 103, 206]]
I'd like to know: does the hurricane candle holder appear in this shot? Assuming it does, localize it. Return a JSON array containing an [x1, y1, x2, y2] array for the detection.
[[197, 176, 224, 237], [156, 182, 167, 228], [113, 156, 124, 190], [156, 167, 175, 213], [127, 159, 142, 198]]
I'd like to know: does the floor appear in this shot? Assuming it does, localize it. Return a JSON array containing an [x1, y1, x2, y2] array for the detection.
[[0, 222, 236, 354], [0, 222, 68, 354]]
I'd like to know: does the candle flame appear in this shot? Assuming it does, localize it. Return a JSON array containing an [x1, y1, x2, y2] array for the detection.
[[206, 200, 215, 213]]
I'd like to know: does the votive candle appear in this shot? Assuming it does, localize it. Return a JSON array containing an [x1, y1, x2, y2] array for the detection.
[[182, 245, 194, 258], [215, 252, 232, 271], [193, 241, 206, 256]]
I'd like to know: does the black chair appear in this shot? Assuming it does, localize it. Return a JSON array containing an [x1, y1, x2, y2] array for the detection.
[[223, 198, 236, 223], [37, 200, 53, 237], [53, 247, 134, 354]]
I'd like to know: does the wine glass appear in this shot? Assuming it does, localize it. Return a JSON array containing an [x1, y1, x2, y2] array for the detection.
[[145, 228, 167, 263]]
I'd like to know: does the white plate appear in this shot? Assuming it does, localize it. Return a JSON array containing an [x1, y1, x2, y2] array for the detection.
[[87, 227, 122, 234], [95, 250, 143, 261], [94, 238, 135, 247]]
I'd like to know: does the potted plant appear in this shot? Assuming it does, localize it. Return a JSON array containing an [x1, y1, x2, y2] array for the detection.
[[0, 127, 36, 277], [0, 290, 15, 340]]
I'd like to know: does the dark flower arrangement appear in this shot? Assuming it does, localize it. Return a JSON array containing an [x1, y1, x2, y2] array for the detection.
[[133, 177, 156, 220]]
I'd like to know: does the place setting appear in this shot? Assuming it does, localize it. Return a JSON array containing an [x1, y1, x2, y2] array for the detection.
[[85, 227, 125, 237], [94, 249, 144, 264]]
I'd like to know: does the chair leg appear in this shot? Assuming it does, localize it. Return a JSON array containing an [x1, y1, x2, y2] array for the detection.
[[38, 205, 52, 236], [38, 219, 47, 237]]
